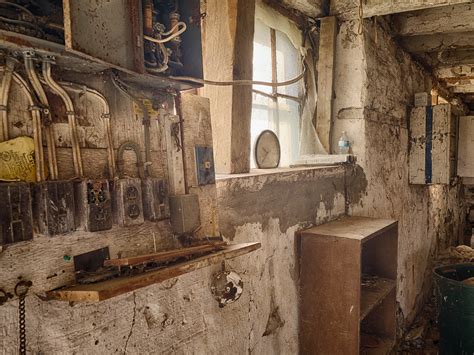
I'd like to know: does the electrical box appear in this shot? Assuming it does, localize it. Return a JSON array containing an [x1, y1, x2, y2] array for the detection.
[[457, 116, 474, 179], [0, 182, 33, 245], [75, 180, 113, 232], [409, 104, 458, 185], [414, 92, 431, 107], [34, 181, 76, 236], [169, 194, 200, 234], [142, 178, 170, 221], [113, 178, 144, 226], [195, 146, 215, 185]]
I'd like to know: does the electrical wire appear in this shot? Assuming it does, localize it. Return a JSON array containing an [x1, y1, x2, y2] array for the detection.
[[144, 22, 187, 44], [169, 65, 306, 87]]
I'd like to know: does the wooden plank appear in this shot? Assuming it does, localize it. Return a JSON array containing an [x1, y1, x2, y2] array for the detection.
[[46, 242, 261, 302], [394, 3, 474, 36], [360, 277, 396, 320], [103, 242, 226, 267], [299, 234, 360, 354], [399, 32, 474, 53], [315, 16, 337, 153], [458, 116, 474, 177], [360, 0, 471, 18], [300, 216, 397, 243], [409, 107, 427, 184], [432, 104, 452, 184]]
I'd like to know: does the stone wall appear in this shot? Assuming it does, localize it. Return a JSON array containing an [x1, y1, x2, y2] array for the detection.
[[333, 18, 465, 328]]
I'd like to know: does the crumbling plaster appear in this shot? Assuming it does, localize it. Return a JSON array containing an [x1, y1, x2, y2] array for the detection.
[[333, 19, 465, 328]]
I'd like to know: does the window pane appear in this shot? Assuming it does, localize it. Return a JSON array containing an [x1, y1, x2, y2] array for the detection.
[[251, 20, 301, 168], [253, 19, 272, 94], [276, 30, 302, 98]]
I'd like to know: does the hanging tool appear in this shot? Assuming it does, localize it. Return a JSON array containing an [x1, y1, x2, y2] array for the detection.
[[15, 279, 32, 355], [114, 141, 145, 226]]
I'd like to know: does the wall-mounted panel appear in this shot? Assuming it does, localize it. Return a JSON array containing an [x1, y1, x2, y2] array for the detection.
[[63, 0, 143, 72]]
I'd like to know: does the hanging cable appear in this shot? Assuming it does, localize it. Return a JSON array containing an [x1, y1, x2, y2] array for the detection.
[[169, 63, 306, 87], [143, 22, 187, 44]]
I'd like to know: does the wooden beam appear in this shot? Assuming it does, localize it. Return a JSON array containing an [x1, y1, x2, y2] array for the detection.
[[315, 16, 337, 153], [437, 50, 474, 66], [399, 32, 474, 53], [331, 0, 472, 19], [394, 3, 474, 36], [436, 65, 474, 79], [453, 84, 474, 93]]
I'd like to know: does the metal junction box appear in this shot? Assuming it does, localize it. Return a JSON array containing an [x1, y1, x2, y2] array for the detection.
[[75, 180, 113, 232], [0, 182, 33, 245], [113, 178, 144, 226], [195, 146, 215, 185], [169, 194, 200, 235], [142, 177, 170, 221], [34, 181, 75, 236]]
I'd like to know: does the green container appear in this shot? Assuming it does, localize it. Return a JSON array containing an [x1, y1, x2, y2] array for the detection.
[[434, 263, 474, 355]]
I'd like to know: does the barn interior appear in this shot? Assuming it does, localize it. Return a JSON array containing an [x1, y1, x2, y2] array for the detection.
[[0, 0, 473, 354]]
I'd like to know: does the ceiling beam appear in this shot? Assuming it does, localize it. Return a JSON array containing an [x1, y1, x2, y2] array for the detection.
[[394, 3, 474, 36], [437, 49, 474, 66], [436, 65, 474, 79], [330, 0, 472, 19], [398, 32, 474, 53], [452, 84, 474, 93]]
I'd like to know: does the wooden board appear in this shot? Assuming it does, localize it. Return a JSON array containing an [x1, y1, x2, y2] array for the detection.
[[104, 242, 226, 267], [300, 216, 397, 243], [47, 242, 260, 302], [360, 277, 396, 321], [299, 234, 361, 354], [458, 116, 474, 178], [315, 16, 337, 153], [409, 106, 427, 184]]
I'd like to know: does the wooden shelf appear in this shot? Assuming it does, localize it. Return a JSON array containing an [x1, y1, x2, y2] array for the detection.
[[302, 216, 397, 244], [360, 277, 396, 320], [360, 334, 395, 355], [0, 30, 199, 91], [46, 242, 260, 302]]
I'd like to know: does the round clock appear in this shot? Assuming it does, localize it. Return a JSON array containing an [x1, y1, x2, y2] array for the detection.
[[254, 130, 280, 169]]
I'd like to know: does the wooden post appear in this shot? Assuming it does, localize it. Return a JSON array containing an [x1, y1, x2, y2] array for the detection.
[[202, 0, 255, 174], [316, 16, 337, 153]]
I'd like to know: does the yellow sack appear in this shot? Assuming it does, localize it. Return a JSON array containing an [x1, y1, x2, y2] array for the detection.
[[0, 136, 36, 182]]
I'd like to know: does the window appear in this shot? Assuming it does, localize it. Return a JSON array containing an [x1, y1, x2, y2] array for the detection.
[[251, 19, 303, 168]]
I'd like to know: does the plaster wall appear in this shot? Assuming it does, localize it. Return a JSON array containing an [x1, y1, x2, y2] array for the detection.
[[333, 19, 465, 327]]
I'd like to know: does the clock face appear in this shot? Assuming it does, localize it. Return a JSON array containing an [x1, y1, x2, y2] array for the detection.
[[255, 130, 280, 169]]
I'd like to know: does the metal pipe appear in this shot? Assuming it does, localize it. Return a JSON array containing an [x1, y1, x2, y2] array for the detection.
[[0, 57, 16, 141], [54, 81, 115, 178], [42, 57, 83, 177], [23, 51, 58, 180], [0, 66, 46, 181], [112, 75, 151, 177], [116, 140, 144, 179]]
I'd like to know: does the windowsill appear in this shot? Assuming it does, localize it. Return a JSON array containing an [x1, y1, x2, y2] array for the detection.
[[216, 154, 356, 180]]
